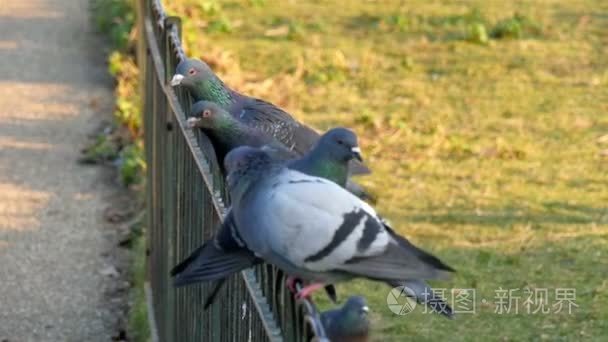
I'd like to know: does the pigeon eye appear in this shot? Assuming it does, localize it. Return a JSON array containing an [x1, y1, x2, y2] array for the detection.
[[188, 68, 196, 75], [337, 139, 344, 145], [202, 109, 211, 118]]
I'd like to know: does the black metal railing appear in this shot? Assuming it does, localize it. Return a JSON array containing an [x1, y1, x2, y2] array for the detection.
[[137, 0, 326, 341]]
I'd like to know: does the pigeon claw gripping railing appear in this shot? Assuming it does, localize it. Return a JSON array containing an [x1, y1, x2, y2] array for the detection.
[[137, 0, 328, 341]]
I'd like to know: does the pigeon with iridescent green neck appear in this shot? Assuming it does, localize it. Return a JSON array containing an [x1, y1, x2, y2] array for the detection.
[[288, 127, 360, 191], [172, 146, 454, 317], [185, 103, 453, 317], [174, 146, 454, 304], [187, 101, 292, 164], [171, 58, 370, 175], [175, 103, 372, 307], [188, 101, 372, 200]]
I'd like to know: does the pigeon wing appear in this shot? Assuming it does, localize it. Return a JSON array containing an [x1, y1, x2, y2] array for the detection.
[[237, 98, 370, 174], [172, 245, 256, 287], [240, 170, 388, 272], [172, 215, 257, 287], [241, 170, 452, 282]]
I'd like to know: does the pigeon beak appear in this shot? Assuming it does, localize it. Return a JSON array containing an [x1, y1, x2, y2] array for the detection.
[[186, 117, 201, 128], [361, 306, 369, 313], [351, 146, 363, 162], [170, 74, 184, 86]]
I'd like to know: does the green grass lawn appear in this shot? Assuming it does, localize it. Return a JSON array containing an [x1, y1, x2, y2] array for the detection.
[[167, 1, 608, 340]]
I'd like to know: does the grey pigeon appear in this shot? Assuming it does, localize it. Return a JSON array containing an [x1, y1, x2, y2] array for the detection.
[[188, 101, 373, 200], [171, 58, 370, 174], [187, 101, 291, 163], [172, 123, 371, 306], [172, 138, 451, 316], [172, 147, 452, 312], [223, 146, 454, 297], [290, 124, 452, 316], [321, 296, 370, 342]]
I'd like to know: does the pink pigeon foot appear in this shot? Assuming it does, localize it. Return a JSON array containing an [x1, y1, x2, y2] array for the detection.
[[295, 283, 325, 301]]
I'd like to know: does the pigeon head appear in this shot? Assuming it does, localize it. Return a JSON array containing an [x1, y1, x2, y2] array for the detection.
[[318, 127, 363, 163], [224, 146, 262, 173], [187, 101, 232, 129], [170, 58, 232, 104], [224, 146, 274, 192], [339, 296, 370, 333], [342, 296, 369, 318], [171, 58, 213, 88]]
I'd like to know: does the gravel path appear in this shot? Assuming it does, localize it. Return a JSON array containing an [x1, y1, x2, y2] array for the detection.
[[0, 1, 120, 341]]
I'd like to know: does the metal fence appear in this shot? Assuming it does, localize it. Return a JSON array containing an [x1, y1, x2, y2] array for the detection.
[[136, 0, 326, 341]]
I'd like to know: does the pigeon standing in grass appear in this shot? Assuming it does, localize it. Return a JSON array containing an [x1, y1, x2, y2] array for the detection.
[[321, 296, 370, 342], [211, 146, 453, 299], [170, 58, 370, 174]]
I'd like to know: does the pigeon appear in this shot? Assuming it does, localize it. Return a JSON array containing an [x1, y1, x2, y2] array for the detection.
[[321, 296, 370, 342], [286, 128, 373, 202], [172, 121, 371, 306], [186, 101, 300, 164], [172, 139, 451, 316], [172, 147, 453, 316], [223, 146, 454, 298], [289, 125, 451, 316], [232, 146, 454, 317], [170, 58, 370, 174], [188, 101, 373, 200]]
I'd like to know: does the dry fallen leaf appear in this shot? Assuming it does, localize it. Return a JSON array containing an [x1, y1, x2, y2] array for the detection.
[[573, 116, 592, 129], [597, 134, 608, 144], [264, 25, 290, 37]]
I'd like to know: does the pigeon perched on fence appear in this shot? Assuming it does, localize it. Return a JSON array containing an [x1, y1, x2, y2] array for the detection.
[[321, 296, 370, 342], [172, 137, 451, 316], [188, 101, 373, 201], [170, 58, 370, 175], [172, 123, 371, 306], [224, 146, 453, 298], [186, 100, 302, 163]]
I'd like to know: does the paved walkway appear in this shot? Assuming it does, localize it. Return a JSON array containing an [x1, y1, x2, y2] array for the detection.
[[0, 1, 118, 340]]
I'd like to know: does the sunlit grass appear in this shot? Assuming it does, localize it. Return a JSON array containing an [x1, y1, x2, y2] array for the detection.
[[165, 0, 608, 340]]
